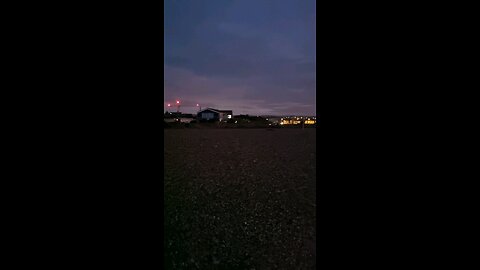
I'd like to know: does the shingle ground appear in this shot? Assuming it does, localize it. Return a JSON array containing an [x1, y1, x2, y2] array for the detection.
[[164, 128, 316, 269]]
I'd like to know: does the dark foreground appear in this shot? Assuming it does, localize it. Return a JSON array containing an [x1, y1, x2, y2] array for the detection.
[[164, 129, 316, 269]]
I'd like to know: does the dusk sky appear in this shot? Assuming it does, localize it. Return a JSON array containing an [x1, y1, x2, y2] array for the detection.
[[164, 0, 316, 116]]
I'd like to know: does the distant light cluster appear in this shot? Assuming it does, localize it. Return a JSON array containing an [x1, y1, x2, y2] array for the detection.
[[280, 116, 316, 125]]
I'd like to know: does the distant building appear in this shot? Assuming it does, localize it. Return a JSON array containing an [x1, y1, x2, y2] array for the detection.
[[197, 108, 233, 122], [178, 114, 195, 123], [164, 112, 195, 123], [280, 116, 316, 125], [266, 117, 281, 124]]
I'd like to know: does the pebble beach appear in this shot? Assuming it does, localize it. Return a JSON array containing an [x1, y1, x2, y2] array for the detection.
[[164, 128, 316, 269]]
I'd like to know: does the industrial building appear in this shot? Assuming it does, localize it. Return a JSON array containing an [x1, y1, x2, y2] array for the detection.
[[197, 108, 233, 122]]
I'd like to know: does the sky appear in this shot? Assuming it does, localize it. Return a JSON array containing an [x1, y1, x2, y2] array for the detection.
[[164, 0, 316, 116]]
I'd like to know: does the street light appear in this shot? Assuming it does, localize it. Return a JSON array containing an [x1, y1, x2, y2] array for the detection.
[[176, 100, 180, 112], [196, 103, 201, 111]]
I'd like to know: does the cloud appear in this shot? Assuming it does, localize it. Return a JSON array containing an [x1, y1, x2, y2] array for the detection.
[[164, 65, 315, 116], [164, 0, 316, 116]]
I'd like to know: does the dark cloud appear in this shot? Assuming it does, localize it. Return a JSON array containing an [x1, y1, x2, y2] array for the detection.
[[164, 0, 316, 116]]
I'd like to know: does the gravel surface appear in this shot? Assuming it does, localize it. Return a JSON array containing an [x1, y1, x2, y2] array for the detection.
[[164, 129, 316, 269]]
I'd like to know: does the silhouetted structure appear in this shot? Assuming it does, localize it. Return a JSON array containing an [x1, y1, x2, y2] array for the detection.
[[197, 108, 233, 122]]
